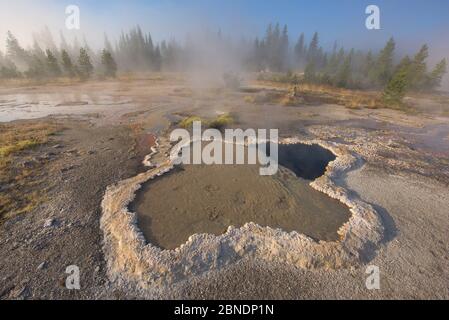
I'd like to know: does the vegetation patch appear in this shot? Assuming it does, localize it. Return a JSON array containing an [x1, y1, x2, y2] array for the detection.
[[244, 95, 257, 104], [178, 113, 235, 130], [0, 121, 60, 222], [179, 116, 204, 129], [208, 113, 234, 129]]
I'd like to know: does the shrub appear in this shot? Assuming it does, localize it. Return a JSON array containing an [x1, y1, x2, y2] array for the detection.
[[178, 116, 203, 129], [383, 68, 408, 106], [208, 113, 234, 130], [244, 95, 256, 104], [178, 113, 234, 130]]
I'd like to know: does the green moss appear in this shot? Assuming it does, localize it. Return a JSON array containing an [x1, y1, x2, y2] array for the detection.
[[208, 113, 234, 130], [179, 113, 234, 130], [178, 116, 203, 129]]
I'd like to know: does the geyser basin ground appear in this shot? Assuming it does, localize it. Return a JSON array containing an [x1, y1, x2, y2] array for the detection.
[[130, 143, 351, 250]]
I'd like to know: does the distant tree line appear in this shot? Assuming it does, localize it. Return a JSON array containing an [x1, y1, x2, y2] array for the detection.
[[298, 37, 447, 93], [0, 24, 446, 96], [0, 30, 117, 81], [248, 24, 446, 95]]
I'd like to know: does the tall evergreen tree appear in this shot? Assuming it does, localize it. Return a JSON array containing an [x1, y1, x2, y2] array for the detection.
[[72, 36, 81, 58], [101, 49, 117, 77], [307, 32, 319, 64], [325, 47, 345, 81], [78, 47, 94, 79], [31, 39, 46, 61], [408, 44, 429, 90], [0, 50, 20, 79], [304, 61, 316, 83], [294, 33, 306, 66], [0, 63, 20, 79], [426, 58, 447, 90], [61, 50, 76, 77], [394, 55, 412, 76], [280, 25, 289, 71], [6, 31, 29, 68], [153, 46, 162, 71], [336, 54, 352, 88], [104, 33, 114, 54], [26, 41, 47, 79], [383, 64, 409, 106], [37, 26, 58, 55], [363, 50, 374, 77], [46, 49, 61, 77], [59, 31, 70, 53], [374, 37, 396, 86]]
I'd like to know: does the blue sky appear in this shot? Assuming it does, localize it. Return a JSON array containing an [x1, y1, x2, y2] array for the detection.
[[1, 0, 449, 56], [71, 0, 449, 47]]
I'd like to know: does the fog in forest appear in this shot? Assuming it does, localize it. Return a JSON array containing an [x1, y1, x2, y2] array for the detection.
[[1, 0, 448, 91]]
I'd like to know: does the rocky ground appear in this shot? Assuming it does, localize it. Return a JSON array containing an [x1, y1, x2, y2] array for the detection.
[[0, 77, 448, 299], [0, 120, 144, 299], [162, 167, 449, 300]]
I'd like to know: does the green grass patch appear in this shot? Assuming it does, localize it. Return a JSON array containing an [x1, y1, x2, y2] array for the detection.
[[178, 113, 235, 130], [178, 116, 203, 129], [208, 113, 234, 129]]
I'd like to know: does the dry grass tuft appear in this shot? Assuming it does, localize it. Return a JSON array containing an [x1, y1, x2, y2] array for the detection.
[[244, 95, 256, 104], [178, 113, 235, 130], [179, 116, 204, 129], [280, 95, 298, 106], [208, 113, 234, 129], [253, 80, 409, 111], [0, 121, 60, 222]]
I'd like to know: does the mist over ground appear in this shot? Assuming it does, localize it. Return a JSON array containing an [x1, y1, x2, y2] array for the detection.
[[0, 0, 448, 90]]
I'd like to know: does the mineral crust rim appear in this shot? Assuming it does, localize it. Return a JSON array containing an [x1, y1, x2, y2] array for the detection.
[[100, 136, 384, 290]]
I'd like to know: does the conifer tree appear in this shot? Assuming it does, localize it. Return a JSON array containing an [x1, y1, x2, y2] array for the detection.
[[394, 55, 412, 76], [26, 54, 47, 79], [363, 51, 374, 77], [78, 47, 94, 79], [304, 61, 316, 83], [59, 31, 70, 53], [0, 51, 20, 79], [426, 58, 447, 90], [61, 50, 76, 77], [336, 55, 352, 88], [307, 32, 319, 64], [294, 33, 306, 66], [153, 46, 162, 71], [101, 49, 117, 77], [104, 33, 114, 54], [383, 66, 409, 106], [279, 25, 289, 71], [408, 44, 429, 90], [46, 49, 61, 77], [6, 31, 29, 68], [374, 37, 396, 86]]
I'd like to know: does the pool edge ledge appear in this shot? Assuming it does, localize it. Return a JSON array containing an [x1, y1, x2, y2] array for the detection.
[[100, 136, 384, 293]]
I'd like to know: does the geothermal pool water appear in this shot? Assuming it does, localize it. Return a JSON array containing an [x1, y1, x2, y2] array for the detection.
[[130, 143, 351, 250]]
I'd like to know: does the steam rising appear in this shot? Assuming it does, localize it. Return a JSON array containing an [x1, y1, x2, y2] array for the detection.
[[0, 0, 448, 90]]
